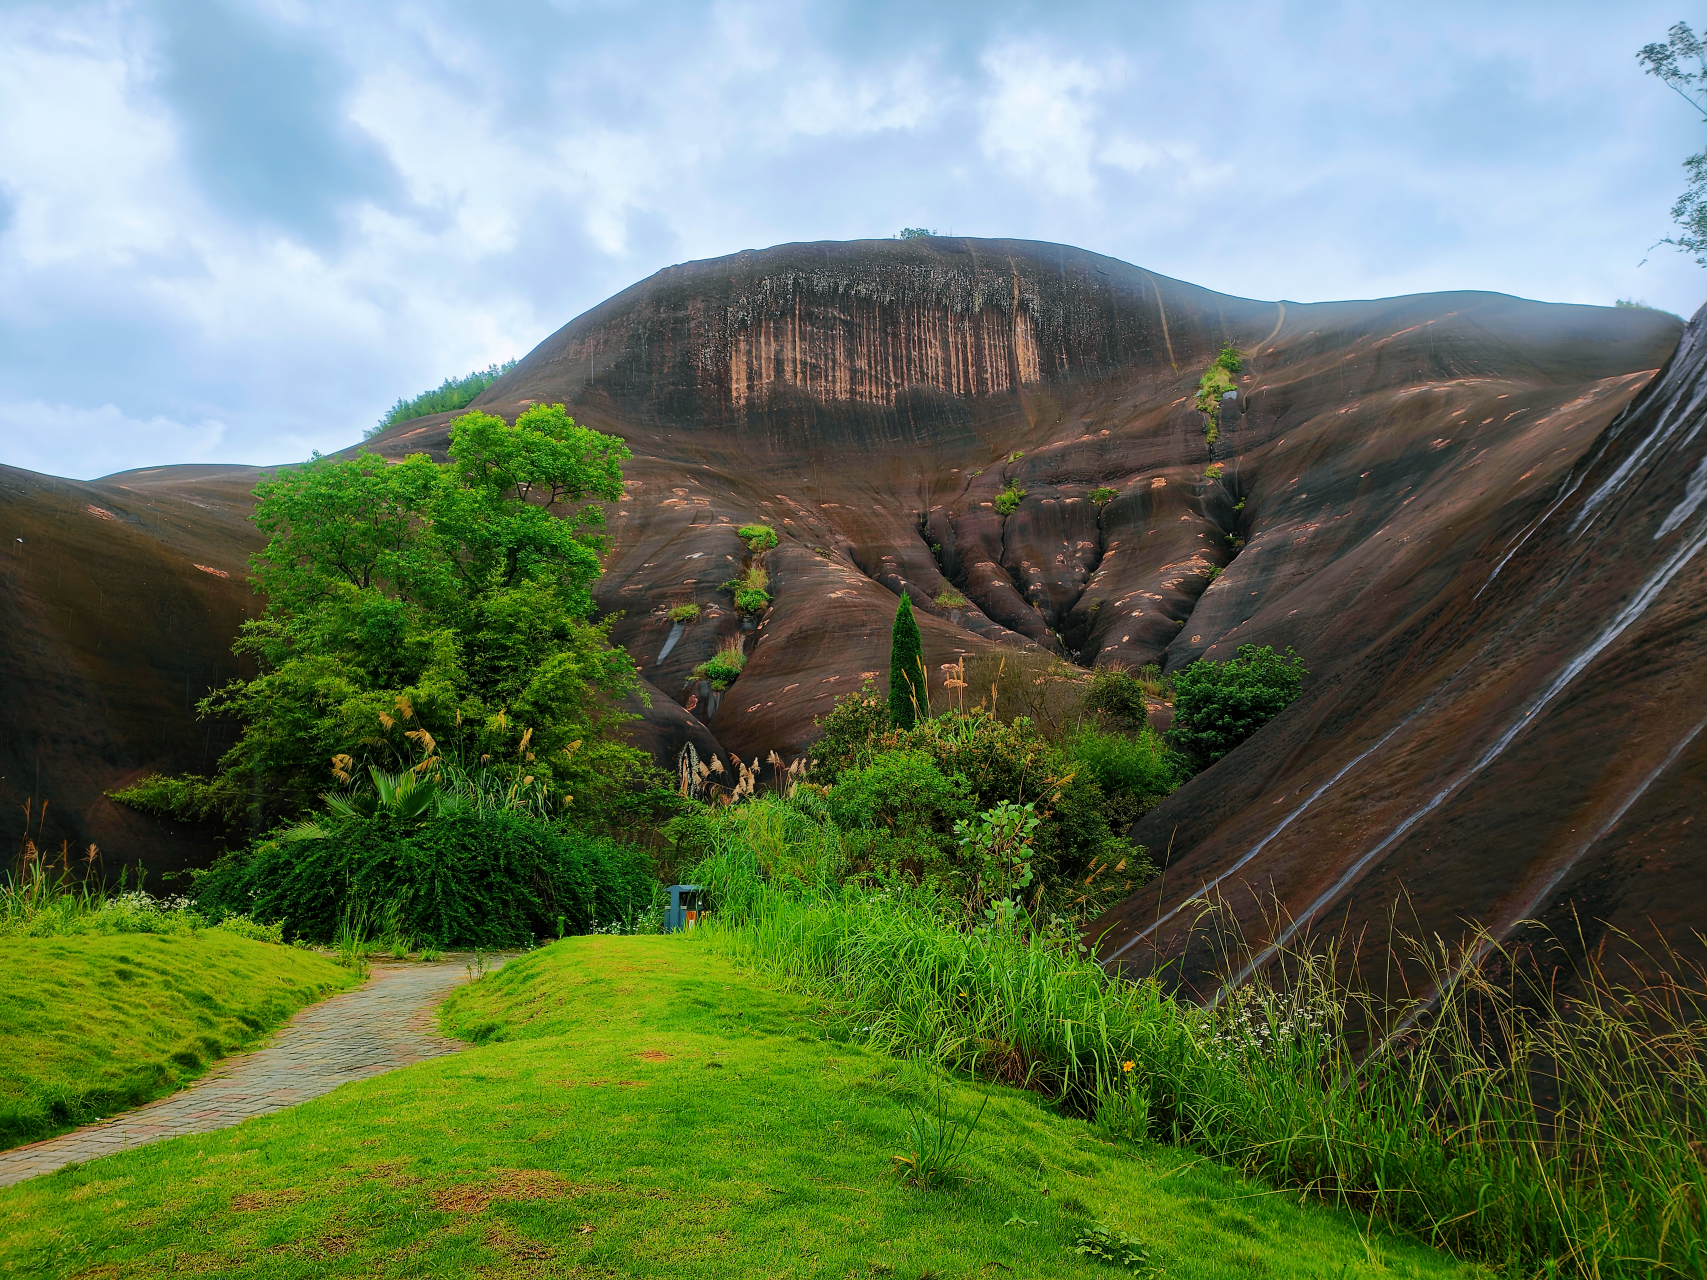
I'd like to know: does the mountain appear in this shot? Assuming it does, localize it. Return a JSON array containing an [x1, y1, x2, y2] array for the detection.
[[1, 237, 1694, 970]]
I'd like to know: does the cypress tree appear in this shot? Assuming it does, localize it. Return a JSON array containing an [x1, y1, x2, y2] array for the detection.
[[888, 593, 926, 729]]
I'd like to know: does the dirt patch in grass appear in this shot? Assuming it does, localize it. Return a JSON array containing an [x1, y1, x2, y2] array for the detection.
[[431, 1168, 607, 1215]]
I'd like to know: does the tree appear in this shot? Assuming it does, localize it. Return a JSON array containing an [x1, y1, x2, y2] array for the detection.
[[888, 594, 926, 730], [1639, 23, 1707, 264], [1169, 644, 1307, 764], [116, 404, 655, 831]]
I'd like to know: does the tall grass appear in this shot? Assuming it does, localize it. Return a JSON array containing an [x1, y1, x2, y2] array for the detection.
[[694, 815, 1707, 1278]]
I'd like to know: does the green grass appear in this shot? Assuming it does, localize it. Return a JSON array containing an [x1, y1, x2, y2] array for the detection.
[[0, 937, 1477, 1279], [0, 932, 354, 1149]]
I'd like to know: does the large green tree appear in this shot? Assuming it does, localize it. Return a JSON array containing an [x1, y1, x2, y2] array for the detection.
[[118, 404, 654, 831]]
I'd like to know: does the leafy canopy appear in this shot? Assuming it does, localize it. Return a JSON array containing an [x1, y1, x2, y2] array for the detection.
[[118, 404, 652, 829], [1169, 643, 1307, 764]]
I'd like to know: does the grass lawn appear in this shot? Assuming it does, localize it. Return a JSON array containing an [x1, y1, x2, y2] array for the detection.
[[0, 931, 355, 1150], [0, 936, 1483, 1278]]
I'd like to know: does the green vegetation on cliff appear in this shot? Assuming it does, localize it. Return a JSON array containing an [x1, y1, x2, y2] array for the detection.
[[366, 359, 518, 439], [1170, 643, 1306, 763]]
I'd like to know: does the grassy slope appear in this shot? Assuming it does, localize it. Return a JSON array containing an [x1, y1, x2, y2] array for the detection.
[[0, 931, 355, 1149], [0, 936, 1479, 1279]]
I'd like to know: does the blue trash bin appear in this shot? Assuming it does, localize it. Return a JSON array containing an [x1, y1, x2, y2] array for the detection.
[[665, 884, 704, 933]]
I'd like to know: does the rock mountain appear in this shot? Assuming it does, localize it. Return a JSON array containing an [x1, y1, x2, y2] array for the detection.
[[2, 237, 1699, 975]]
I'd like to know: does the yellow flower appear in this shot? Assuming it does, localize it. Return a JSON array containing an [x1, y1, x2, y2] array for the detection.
[[1122, 1060, 1134, 1073]]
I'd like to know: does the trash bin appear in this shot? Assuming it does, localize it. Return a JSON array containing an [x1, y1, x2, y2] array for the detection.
[[665, 884, 705, 933]]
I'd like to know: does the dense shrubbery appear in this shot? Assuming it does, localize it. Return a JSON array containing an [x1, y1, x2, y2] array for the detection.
[[799, 684, 1168, 915], [194, 806, 652, 948], [1170, 643, 1306, 763]]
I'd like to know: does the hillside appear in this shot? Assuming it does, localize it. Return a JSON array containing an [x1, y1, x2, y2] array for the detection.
[[0, 236, 1694, 971]]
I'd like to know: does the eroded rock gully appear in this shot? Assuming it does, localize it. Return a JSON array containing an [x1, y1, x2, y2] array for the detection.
[[4, 236, 1698, 975]]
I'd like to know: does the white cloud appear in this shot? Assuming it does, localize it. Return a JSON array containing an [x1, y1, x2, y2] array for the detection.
[[0, 400, 227, 479], [0, 0, 1703, 482], [977, 43, 1108, 198]]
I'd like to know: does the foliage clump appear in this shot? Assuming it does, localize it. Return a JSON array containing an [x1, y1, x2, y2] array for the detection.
[[1088, 486, 1119, 506], [194, 802, 653, 949], [368, 359, 517, 439], [737, 523, 778, 551], [804, 688, 1160, 915], [667, 603, 701, 624], [1169, 643, 1306, 764], [1194, 344, 1242, 446], [724, 565, 771, 613], [933, 587, 968, 610], [696, 641, 746, 690], [994, 482, 1026, 516]]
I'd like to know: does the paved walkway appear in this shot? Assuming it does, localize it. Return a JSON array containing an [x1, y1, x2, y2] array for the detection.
[[0, 954, 508, 1188]]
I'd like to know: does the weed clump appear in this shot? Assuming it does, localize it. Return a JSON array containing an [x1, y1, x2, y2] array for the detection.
[[724, 565, 771, 613], [1088, 486, 1119, 506], [667, 603, 701, 624], [696, 640, 746, 690], [994, 483, 1026, 516]]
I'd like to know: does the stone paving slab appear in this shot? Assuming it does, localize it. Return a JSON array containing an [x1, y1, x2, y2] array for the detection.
[[0, 954, 508, 1188]]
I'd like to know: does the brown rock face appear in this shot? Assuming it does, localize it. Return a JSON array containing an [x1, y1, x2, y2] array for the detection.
[[1094, 299, 1707, 991], [2, 237, 1695, 970], [0, 464, 265, 878]]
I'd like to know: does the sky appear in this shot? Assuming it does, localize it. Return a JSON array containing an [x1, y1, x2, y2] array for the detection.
[[2, 0, 1705, 481]]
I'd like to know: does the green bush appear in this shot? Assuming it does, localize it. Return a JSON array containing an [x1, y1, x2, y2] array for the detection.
[[826, 750, 971, 838], [933, 588, 968, 609], [193, 808, 655, 948], [1088, 486, 1119, 506], [1083, 667, 1149, 727], [667, 603, 701, 624], [810, 681, 893, 779], [737, 523, 778, 551], [1063, 726, 1186, 831], [994, 484, 1026, 516], [819, 706, 1139, 906], [724, 565, 770, 613], [698, 644, 746, 690], [1170, 644, 1306, 764]]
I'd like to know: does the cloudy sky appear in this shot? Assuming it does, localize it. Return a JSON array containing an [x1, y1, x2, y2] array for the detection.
[[2, 0, 1704, 480]]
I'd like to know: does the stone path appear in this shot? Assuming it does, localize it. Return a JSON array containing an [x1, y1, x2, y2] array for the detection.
[[0, 954, 507, 1188]]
